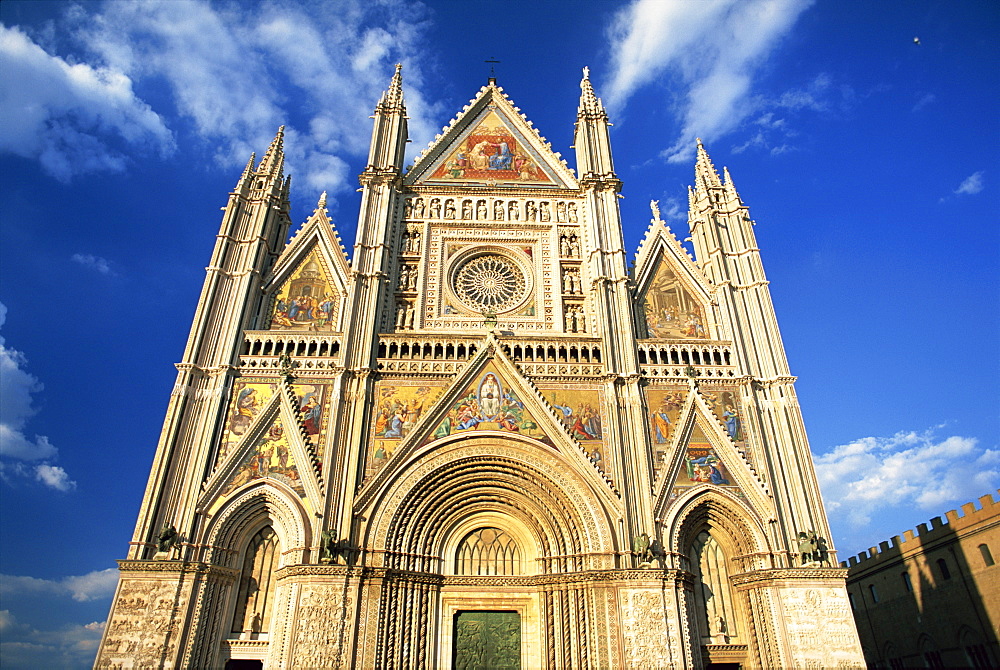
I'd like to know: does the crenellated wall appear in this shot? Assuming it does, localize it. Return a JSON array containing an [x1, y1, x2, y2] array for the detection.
[[844, 491, 1000, 668]]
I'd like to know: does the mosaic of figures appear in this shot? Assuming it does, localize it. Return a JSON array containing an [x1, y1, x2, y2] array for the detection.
[[647, 388, 687, 478], [677, 423, 733, 488], [403, 196, 579, 223], [270, 250, 339, 331], [370, 383, 443, 468], [219, 381, 328, 465], [429, 367, 549, 444], [703, 389, 744, 445], [429, 110, 554, 184], [640, 261, 707, 339], [222, 416, 306, 497], [544, 387, 607, 472]]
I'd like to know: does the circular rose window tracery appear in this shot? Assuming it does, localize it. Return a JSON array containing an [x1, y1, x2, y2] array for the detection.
[[452, 254, 528, 313]]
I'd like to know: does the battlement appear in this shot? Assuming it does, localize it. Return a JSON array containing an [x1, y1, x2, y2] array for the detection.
[[841, 491, 1000, 569]]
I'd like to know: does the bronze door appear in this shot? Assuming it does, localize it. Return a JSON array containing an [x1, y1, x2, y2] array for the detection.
[[454, 610, 521, 670]]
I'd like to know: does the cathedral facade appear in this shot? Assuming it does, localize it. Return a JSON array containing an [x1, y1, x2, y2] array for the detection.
[[95, 67, 864, 669]]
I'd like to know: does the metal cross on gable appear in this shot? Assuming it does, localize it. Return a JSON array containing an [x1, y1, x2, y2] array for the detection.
[[485, 57, 501, 80]]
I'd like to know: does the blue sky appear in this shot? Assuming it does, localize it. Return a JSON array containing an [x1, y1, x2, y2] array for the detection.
[[0, 0, 997, 666]]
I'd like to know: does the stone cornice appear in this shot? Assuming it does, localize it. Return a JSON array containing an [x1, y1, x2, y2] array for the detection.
[[274, 564, 687, 587], [731, 567, 848, 587], [117, 559, 239, 580]]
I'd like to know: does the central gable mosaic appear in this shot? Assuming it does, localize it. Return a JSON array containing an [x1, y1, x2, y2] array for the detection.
[[426, 109, 555, 185]]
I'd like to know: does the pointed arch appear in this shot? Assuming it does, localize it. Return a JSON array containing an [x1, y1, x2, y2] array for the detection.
[[203, 481, 311, 568], [662, 486, 772, 570]]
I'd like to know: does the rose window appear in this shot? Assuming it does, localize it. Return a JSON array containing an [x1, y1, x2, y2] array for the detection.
[[453, 254, 527, 313]]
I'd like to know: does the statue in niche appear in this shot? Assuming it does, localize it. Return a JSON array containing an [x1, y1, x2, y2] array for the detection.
[[429, 198, 441, 218], [568, 202, 578, 223], [408, 229, 421, 252], [404, 199, 414, 217], [461, 200, 472, 219], [494, 200, 504, 220], [156, 523, 178, 554], [539, 201, 551, 221], [508, 201, 519, 221], [414, 197, 425, 218], [556, 201, 566, 222], [444, 199, 456, 219], [477, 200, 488, 219], [559, 236, 570, 256], [526, 201, 537, 221]]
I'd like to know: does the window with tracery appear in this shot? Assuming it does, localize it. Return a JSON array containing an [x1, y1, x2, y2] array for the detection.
[[455, 527, 521, 575], [231, 526, 279, 634], [690, 530, 739, 642], [452, 254, 528, 313]]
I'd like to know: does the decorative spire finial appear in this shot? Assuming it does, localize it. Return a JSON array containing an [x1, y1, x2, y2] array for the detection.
[[385, 63, 404, 108], [694, 138, 721, 191], [258, 126, 286, 176], [317, 191, 327, 211], [650, 199, 661, 222], [578, 66, 603, 116]]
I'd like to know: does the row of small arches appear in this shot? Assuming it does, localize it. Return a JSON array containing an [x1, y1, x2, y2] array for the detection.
[[638, 346, 730, 366], [403, 197, 580, 223]]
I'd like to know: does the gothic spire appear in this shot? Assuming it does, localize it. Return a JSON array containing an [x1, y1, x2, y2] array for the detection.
[[237, 152, 255, 188], [578, 66, 606, 117], [258, 126, 285, 176], [376, 63, 406, 114], [694, 138, 721, 192], [723, 165, 743, 204]]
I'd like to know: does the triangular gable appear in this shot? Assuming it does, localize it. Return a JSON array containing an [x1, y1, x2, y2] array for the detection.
[[357, 333, 619, 508], [263, 199, 350, 332], [200, 382, 323, 516], [652, 388, 771, 518], [633, 223, 714, 339], [406, 84, 577, 189]]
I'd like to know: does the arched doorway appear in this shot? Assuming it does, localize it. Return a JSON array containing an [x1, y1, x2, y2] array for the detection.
[[667, 489, 771, 669]]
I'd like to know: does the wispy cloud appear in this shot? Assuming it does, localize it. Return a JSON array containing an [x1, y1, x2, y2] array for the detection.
[[1, 568, 118, 603], [60, 0, 442, 195], [815, 427, 1000, 551], [604, 0, 812, 162], [0, 609, 105, 670], [0, 302, 75, 491], [954, 170, 984, 195], [912, 92, 936, 112], [71, 254, 115, 276], [0, 24, 174, 182]]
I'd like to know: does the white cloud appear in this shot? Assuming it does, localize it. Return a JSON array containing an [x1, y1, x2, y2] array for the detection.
[[0, 302, 74, 491], [66, 0, 442, 196], [954, 170, 984, 195], [0, 24, 174, 182], [1, 568, 117, 603], [604, 0, 812, 162], [34, 464, 76, 492], [815, 428, 1000, 541], [0, 609, 105, 670], [71, 254, 115, 276]]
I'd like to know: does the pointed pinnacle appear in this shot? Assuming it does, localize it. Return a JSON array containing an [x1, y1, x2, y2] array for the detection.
[[316, 191, 327, 211], [238, 152, 256, 186], [258, 126, 286, 176], [385, 63, 404, 109], [694, 138, 721, 190], [578, 66, 604, 116]]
